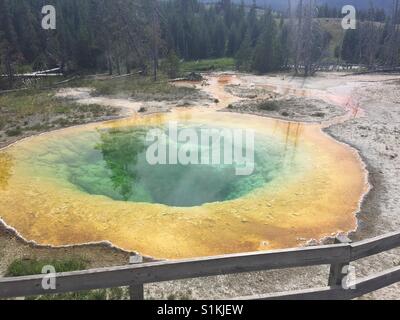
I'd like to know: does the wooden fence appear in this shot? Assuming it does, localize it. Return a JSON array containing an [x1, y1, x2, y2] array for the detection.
[[1, 231, 400, 300]]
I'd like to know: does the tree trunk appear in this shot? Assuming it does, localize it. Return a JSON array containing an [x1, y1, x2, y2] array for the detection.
[[294, 0, 303, 74], [107, 54, 113, 75], [116, 59, 121, 75], [152, 0, 160, 82], [5, 51, 14, 89]]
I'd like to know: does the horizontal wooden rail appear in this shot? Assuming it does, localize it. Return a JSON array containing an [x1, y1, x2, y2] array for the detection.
[[351, 231, 400, 261], [0, 231, 400, 300], [235, 266, 400, 301], [0, 244, 348, 298]]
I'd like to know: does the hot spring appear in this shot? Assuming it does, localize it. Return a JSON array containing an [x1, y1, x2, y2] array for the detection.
[[0, 110, 368, 259]]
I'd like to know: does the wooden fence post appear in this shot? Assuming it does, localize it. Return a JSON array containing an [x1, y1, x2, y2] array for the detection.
[[129, 255, 144, 300], [328, 235, 352, 287]]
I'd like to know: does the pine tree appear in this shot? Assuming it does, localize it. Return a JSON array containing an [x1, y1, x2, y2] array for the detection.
[[235, 31, 253, 71], [251, 10, 280, 74], [341, 29, 360, 64], [162, 50, 180, 79], [0, 0, 19, 88]]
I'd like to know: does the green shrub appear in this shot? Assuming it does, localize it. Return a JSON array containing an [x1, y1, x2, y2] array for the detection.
[[5, 127, 22, 137], [258, 101, 280, 112], [6, 257, 88, 277], [161, 51, 181, 79], [181, 58, 235, 73]]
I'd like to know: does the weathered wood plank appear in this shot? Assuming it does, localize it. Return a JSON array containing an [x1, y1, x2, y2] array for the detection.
[[129, 255, 144, 300], [351, 231, 400, 261], [233, 286, 344, 301], [2, 232, 400, 300], [328, 236, 352, 286], [234, 266, 400, 301], [129, 284, 144, 300], [0, 244, 349, 299], [344, 265, 400, 299]]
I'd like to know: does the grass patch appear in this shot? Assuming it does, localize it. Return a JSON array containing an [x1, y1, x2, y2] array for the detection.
[[0, 89, 118, 144], [0, 90, 59, 119], [0, 72, 201, 146], [0, 90, 114, 119], [5, 257, 128, 300], [181, 58, 236, 73], [35, 287, 126, 301], [6, 257, 87, 277], [72, 75, 199, 101]]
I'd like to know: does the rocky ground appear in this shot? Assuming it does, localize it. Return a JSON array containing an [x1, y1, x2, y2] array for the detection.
[[1, 72, 400, 300], [224, 96, 345, 123], [327, 76, 400, 300]]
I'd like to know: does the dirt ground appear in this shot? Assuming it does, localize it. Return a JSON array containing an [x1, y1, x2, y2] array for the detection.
[[1, 72, 400, 300]]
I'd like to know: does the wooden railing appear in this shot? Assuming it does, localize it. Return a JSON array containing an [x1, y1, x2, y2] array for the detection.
[[1, 231, 400, 300]]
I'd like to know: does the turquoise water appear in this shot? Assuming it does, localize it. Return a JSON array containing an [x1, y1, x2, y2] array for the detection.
[[22, 123, 297, 207]]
